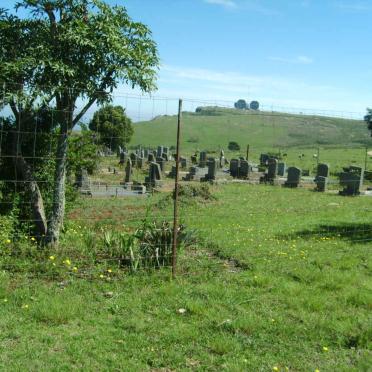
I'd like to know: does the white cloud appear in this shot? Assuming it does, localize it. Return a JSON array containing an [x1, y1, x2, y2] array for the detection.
[[335, 1, 371, 11], [154, 64, 365, 117], [204, 0, 237, 8], [269, 55, 314, 65]]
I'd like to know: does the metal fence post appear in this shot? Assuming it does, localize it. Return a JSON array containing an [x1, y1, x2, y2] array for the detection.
[[172, 99, 182, 278]]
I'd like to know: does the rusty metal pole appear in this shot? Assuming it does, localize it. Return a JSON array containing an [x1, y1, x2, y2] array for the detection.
[[364, 147, 368, 171], [246, 144, 250, 162], [172, 99, 182, 279]]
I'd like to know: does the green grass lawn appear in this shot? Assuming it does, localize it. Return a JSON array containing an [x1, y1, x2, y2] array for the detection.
[[1, 183, 371, 371]]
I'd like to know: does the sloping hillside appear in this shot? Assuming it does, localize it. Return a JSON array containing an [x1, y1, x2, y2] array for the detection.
[[132, 107, 368, 151]]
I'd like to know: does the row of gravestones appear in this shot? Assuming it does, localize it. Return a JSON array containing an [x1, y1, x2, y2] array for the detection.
[[258, 158, 365, 195], [186, 150, 365, 196]]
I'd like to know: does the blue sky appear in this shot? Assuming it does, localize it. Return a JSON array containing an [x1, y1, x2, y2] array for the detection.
[[120, 0, 372, 117], [3, 0, 371, 118]]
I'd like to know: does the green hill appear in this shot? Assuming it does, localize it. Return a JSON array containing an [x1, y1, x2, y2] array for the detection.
[[132, 106, 369, 152]]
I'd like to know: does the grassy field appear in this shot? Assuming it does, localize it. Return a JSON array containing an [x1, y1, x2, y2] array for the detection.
[[1, 108, 371, 370], [0, 182, 371, 371]]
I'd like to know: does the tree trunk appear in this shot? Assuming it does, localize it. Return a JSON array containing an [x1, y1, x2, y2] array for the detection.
[[16, 156, 48, 238], [10, 127, 48, 240], [44, 124, 69, 246]]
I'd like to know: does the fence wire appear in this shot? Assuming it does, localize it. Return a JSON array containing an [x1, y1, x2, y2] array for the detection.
[[0, 86, 371, 278]]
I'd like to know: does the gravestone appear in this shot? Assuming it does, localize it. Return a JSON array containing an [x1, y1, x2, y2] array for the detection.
[[230, 159, 240, 178], [76, 168, 91, 194], [315, 176, 327, 192], [199, 151, 207, 168], [156, 157, 165, 172], [317, 163, 330, 178], [267, 158, 278, 181], [260, 153, 270, 166], [183, 166, 197, 181], [157, 146, 164, 157], [130, 153, 137, 162], [146, 162, 162, 188], [202, 158, 217, 181], [162, 152, 169, 162], [284, 167, 301, 188], [144, 149, 149, 158], [278, 162, 286, 177], [191, 155, 197, 164], [314, 163, 329, 192], [180, 157, 187, 169], [119, 151, 127, 165], [168, 166, 177, 178], [239, 160, 249, 179], [339, 166, 364, 196], [124, 159, 132, 183], [148, 153, 155, 162]]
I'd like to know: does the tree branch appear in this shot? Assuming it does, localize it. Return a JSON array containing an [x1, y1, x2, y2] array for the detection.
[[72, 71, 115, 127]]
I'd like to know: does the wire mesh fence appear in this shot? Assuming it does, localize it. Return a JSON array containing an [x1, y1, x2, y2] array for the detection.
[[0, 84, 371, 279]]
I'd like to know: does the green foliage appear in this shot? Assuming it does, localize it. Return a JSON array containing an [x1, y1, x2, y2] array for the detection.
[[89, 105, 133, 151], [234, 99, 247, 110], [0, 0, 159, 243], [250, 100, 260, 110], [228, 141, 241, 151], [364, 108, 372, 136], [68, 127, 100, 175]]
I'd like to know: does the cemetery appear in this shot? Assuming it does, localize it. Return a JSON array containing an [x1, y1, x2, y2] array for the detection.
[[79, 143, 372, 199], [0, 1, 371, 370]]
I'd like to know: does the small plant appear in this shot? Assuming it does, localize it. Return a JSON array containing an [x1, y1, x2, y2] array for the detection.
[[228, 141, 240, 151]]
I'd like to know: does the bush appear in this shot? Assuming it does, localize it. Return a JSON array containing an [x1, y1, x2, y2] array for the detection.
[[228, 141, 240, 151]]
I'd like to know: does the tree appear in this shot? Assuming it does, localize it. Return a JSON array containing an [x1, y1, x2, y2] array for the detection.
[[89, 105, 133, 152], [234, 99, 247, 110], [0, 0, 159, 245], [250, 101, 260, 110], [364, 108, 372, 136]]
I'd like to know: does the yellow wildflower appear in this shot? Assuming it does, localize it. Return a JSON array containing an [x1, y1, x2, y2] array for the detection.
[[107, 269, 112, 273], [22, 304, 29, 309], [72, 267, 78, 272], [99, 274, 104, 278], [3, 299, 8, 303], [273, 367, 279, 371], [322, 346, 328, 352], [49, 255, 55, 261], [63, 259, 71, 266], [30, 237, 36, 242], [5, 239, 11, 244]]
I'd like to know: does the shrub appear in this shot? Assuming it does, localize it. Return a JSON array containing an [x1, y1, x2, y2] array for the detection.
[[228, 141, 240, 151]]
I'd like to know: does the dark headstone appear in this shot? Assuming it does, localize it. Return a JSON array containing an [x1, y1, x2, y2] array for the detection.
[[284, 167, 301, 188], [278, 162, 286, 177], [230, 159, 240, 178]]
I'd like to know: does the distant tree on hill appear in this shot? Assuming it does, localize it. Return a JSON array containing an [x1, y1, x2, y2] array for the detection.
[[89, 105, 133, 151], [364, 108, 372, 136], [234, 99, 247, 110], [250, 101, 260, 110]]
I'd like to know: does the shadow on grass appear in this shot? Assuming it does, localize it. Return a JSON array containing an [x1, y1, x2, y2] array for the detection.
[[282, 223, 372, 245]]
